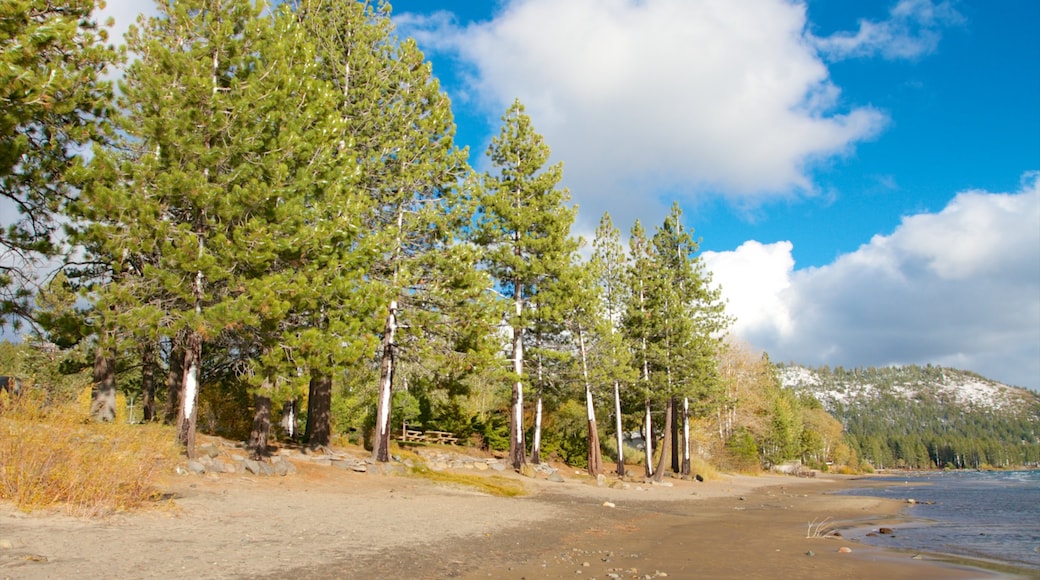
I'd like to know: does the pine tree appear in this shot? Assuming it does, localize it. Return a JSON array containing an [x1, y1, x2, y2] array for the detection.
[[294, 1, 494, 461], [74, 0, 370, 455], [0, 0, 117, 329], [474, 100, 579, 470], [590, 213, 638, 476]]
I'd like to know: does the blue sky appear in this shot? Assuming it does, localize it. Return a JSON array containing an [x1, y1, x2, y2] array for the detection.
[[99, 0, 1039, 389]]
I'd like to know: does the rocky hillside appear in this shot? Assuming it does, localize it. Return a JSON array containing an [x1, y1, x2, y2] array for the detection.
[[778, 364, 1040, 416], [777, 364, 1040, 469]]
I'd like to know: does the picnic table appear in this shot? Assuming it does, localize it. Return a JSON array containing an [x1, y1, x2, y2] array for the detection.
[[396, 424, 458, 445]]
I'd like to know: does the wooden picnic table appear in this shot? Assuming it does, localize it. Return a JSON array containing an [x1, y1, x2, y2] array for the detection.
[[396, 424, 458, 445]]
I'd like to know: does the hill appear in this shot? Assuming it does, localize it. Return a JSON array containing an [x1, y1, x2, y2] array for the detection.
[[777, 364, 1040, 469]]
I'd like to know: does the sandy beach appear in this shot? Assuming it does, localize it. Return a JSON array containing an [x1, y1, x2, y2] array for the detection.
[[0, 445, 1021, 579]]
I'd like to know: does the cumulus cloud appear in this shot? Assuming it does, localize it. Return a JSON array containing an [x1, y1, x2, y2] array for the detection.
[[398, 0, 887, 232], [706, 175, 1040, 389], [810, 0, 965, 61]]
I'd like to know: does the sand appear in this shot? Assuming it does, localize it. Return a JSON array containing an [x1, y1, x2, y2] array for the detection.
[[0, 449, 1021, 579]]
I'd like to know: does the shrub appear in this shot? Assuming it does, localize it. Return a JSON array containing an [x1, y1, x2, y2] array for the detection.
[[0, 394, 180, 516]]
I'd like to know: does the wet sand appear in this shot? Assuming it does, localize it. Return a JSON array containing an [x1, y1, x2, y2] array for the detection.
[[0, 454, 1025, 579]]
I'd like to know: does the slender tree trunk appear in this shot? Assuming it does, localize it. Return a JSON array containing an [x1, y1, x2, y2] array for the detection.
[[579, 326, 602, 476], [509, 277, 526, 470], [177, 331, 202, 459], [653, 396, 674, 482], [140, 341, 157, 422], [531, 393, 543, 464], [304, 368, 332, 449], [614, 381, 625, 477], [280, 399, 296, 440], [90, 343, 117, 422], [247, 393, 272, 460], [644, 399, 654, 478], [670, 395, 680, 473], [164, 342, 184, 425], [373, 300, 398, 462], [681, 396, 691, 476]]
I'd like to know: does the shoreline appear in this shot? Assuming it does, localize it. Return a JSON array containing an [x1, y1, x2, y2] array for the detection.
[[0, 453, 1031, 579]]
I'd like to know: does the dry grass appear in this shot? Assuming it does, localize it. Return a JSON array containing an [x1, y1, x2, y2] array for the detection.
[[0, 394, 181, 517], [406, 466, 528, 497]]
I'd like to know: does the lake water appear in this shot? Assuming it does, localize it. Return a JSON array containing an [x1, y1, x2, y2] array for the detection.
[[837, 470, 1040, 573]]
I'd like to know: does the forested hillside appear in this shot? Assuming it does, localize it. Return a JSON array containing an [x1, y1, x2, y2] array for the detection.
[[779, 364, 1040, 469]]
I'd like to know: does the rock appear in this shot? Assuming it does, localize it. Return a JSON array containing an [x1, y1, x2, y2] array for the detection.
[[906, 498, 916, 504], [198, 442, 220, 457], [879, 527, 895, 535], [489, 462, 507, 472], [519, 464, 537, 478], [0, 539, 13, 549], [597, 474, 607, 487], [805, 550, 815, 557], [274, 460, 290, 477], [186, 460, 207, 474], [837, 547, 853, 553], [603, 501, 616, 508], [695, 474, 704, 482], [350, 463, 368, 473], [548, 471, 565, 483], [474, 462, 489, 471], [243, 459, 261, 475]]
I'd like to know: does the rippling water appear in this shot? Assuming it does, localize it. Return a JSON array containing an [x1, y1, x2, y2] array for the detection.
[[838, 470, 1040, 572]]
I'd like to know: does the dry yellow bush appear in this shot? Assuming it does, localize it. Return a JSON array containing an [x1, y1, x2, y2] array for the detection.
[[0, 394, 181, 517]]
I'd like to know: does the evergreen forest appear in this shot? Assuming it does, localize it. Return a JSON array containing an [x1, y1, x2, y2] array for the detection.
[[780, 364, 1040, 470], [2, 0, 1034, 487]]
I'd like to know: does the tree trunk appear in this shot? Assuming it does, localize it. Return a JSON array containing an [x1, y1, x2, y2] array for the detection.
[[653, 396, 674, 482], [140, 341, 157, 422], [579, 326, 602, 476], [177, 331, 202, 459], [643, 399, 654, 478], [164, 342, 184, 425], [90, 343, 117, 422], [614, 381, 625, 477], [681, 396, 691, 477], [531, 393, 542, 464], [247, 394, 271, 460], [373, 300, 398, 463], [586, 385, 602, 476], [670, 395, 680, 473], [305, 369, 332, 448], [280, 398, 297, 440], [509, 279, 526, 470]]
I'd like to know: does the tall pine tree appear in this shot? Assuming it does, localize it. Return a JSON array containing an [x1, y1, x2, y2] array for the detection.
[[474, 100, 579, 470]]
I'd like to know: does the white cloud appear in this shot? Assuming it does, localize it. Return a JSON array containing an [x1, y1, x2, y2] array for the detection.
[[706, 174, 1040, 390], [95, 0, 160, 47], [809, 0, 965, 61], [399, 0, 887, 232]]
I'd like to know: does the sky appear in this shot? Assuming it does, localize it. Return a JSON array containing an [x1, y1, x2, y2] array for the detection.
[[96, 0, 1040, 389]]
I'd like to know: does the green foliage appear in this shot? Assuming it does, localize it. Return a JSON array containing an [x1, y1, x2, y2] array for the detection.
[[0, 0, 118, 328], [537, 399, 590, 467], [724, 428, 760, 472]]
